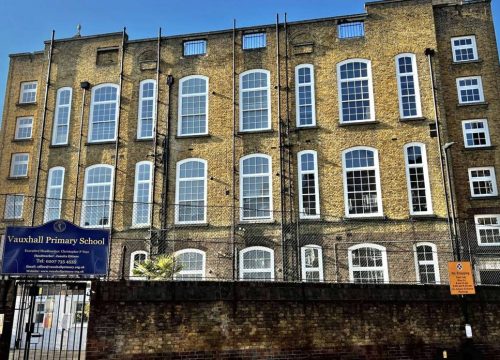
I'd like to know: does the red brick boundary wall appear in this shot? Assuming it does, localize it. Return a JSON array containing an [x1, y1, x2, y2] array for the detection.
[[85, 281, 500, 359]]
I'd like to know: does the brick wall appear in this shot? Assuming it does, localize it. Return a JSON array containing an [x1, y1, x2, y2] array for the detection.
[[86, 281, 500, 359]]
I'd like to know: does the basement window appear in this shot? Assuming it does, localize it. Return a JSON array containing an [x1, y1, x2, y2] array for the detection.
[[243, 33, 266, 50], [338, 22, 365, 39], [96, 47, 119, 66], [183, 40, 207, 56]]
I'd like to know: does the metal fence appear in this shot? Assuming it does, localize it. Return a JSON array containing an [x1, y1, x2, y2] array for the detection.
[[0, 194, 499, 286]]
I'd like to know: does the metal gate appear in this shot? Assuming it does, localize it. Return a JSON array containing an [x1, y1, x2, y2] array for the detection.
[[9, 281, 90, 360]]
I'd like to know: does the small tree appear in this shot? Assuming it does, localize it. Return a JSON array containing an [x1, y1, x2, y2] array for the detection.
[[132, 254, 182, 280]]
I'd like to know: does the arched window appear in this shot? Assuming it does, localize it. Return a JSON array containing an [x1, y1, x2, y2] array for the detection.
[[337, 59, 374, 123], [132, 161, 153, 227], [414, 243, 440, 284], [240, 70, 271, 132], [348, 244, 388, 283], [404, 143, 432, 215], [295, 64, 316, 127], [44, 167, 65, 223], [239, 246, 274, 280], [88, 84, 119, 142], [342, 147, 382, 217], [175, 159, 207, 224], [174, 249, 206, 280], [130, 250, 148, 279], [178, 76, 209, 136], [301, 245, 323, 282], [240, 154, 272, 221], [298, 150, 320, 219], [52, 87, 72, 145], [81, 165, 114, 227], [395, 54, 422, 119], [138, 79, 156, 139]]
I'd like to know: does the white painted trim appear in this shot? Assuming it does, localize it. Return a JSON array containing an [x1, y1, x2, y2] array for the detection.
[[51, 87, 73, 145], [88, 83, 120, 143], [175, 158, 208, 224], [295, 64, 316, 127], [239, 246, 275, 281], [10, 153, 29, 178], [177, 75, 209, 136], [239, 69, 271, 132], [301, 245, 324, 282], [44, 166, 66, 223], [468, 166, 498, 197], [137, 79, 156, 139], [80, 164, 114, 228], [403, 142, 433, 215], [456, 76, 485, 104], [4, 194, 24, 219], [413, 242, 441, 284], [15, 116, 34, 140], [395, 53, 422, 119], [173, 248, 206, 280], [297, 150, 320, 219], [19, 81, 38, 104], [348, 243, 389, 284], [451, 35, 478, 63], [474, 214, 500, 246], [132, 161, 153, 227], [461, 119, 491, 148], [129, 250, 148, 279]]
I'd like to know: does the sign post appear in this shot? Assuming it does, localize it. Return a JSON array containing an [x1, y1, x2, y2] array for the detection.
[[448, 261, 475, 295]]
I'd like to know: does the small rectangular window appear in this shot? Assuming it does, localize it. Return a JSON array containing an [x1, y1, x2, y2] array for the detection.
[[468, 167, 498, 197], [338, 22, 365, 39], [4, 194, 24, 219], [10, 153, 29, 177], [183, 40, 207, 56], [19, 81, 37, 104], [475, 215, 500, 246], [456, 76, 484, 104], [462, 119, 491, 148], [15, 117, 33, 140], [451, 36, 478, 62], [243, 33, 266, 50]]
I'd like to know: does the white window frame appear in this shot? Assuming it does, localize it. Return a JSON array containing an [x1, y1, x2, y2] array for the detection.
[[132, 161, 153, 227], [337, 59, 375, 124], [80, 164, 114, 228], [129, 250, 148, 279], [461, 119, 491, 148], [88, 83, 120, 143], [240, 154, 273, 222], [4, 194, 24, 220], [137, 79, 156, 140], [239, 69, 271, 132], [295, 64, 316, 127], [451, 35, 478, 63], [15, 117, 33, 140], [174, 249, 206, 280], [413, 242, 441, 284], [468, 167, 498, 198], [183, 40, 207, 56], [175, 158, 208, 225], [239, 246, 275, 281], [44, 167, 65, 223], [395, 53, 422, 119], [297, 150, 320, 219], [456, 76, 484, 104], [242, 33, 266, 50], [19, 81, 37, 104], [177, 75, 209, 136], [474, 214, 500, 246], [348, 243, 389, 284], [52, 87, 73, 145], [342, 146, 383, 218], [404, 143, 433, 215], [10, 153, 29, 178], [301, 245, 324, 282]]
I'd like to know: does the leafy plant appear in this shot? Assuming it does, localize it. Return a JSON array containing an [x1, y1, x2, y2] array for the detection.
[[132, 254, 182, 280]]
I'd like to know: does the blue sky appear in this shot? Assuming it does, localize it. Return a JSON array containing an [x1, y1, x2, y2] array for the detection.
[[0, 0, 499, 127]]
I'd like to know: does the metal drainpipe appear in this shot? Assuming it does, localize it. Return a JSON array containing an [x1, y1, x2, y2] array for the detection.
[[31, 30, 55, 226], [150, 28, 161, 236], [161, 75, 174, 239], [231, 19, 237, 280]]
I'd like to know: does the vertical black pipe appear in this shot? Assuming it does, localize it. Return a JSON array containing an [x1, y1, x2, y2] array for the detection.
[[72, 86, 87, 223], [161, 75, 174, 238], [231, 19, 237, 280], [150, 28, 161, 235]]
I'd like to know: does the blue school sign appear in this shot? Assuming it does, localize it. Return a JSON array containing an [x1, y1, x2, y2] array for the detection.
[[1, 220, 109, 277]]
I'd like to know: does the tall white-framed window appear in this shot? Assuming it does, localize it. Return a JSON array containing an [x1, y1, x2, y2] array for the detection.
[[404, 143, 433, 215], [474, 215, 500, 246], [342, 147, 382, 217], [129, 250, 148, 279], [239, 70, 271, 132], [240, 154, 273, 221], [301, 245, 324, 282], [462, 119, 491, 148], [174, 249, 206, 280], [468, 167, 498, 197], [414, 242, 440, 284], [52, 87, 72, 145], [44, 167, 65, 223], [15, 117, 33, 140], [456, 76, 484, 104], [88, 83, 119, 142], [19, 81, 37, 104], [451, 36, 478, 63], [178, 76, 208, 136], [395, 53, 422, 119], [298, 150, 320, 219], [10, 153, 29, 178], [295, 64, 316, 127], [81, 164, 114, 228], [239, 246, 274, 280], [132, 161, 153, 227], [348, 243, 389, 284], [137, 79, 156, 139], [337, 59, 375, 123], [4, 194, 24, 219], [175, 158, 207, 224]]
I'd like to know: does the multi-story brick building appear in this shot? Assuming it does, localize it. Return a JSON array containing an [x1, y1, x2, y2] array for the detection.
[[0, 0, 497, 284]]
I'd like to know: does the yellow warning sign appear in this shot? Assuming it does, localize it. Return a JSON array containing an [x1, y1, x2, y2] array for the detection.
[[448, 262, 475, 295]]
